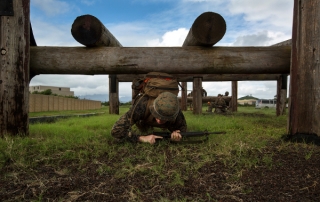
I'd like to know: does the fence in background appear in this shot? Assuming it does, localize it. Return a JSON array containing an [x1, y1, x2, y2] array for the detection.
[[29, 94, 101, 112]]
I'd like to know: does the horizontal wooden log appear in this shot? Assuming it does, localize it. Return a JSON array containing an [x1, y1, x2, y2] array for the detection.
[[71, 14, 122, 47], [183, 12, 226, 47], [271, 39, 292, 47], [116, 74, 282, 82], [30, 46, 291, 75], [178, 96, 232, 103]]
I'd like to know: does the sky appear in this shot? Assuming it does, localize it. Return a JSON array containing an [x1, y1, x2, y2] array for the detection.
[[29, 0, 293, 102]]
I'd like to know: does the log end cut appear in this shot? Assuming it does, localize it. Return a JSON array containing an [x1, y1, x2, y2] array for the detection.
[[192, 12, 226, 46], [71, 14, 103, 46]]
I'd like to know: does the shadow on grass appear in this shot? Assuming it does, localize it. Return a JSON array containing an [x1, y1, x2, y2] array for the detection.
[[282, 133, 320, 146]]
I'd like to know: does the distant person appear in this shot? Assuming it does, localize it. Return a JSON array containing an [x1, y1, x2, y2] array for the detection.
[[187, 91, 193, 110], [111, 92, 187, 144], [223, 91, 230, 110], [206, 101, 213, 112], [214, 94, 227, 113]]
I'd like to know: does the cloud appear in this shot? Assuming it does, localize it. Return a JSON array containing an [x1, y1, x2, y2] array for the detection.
[[238, 81, 277, 99], [31, 19, 80, 46], [228, 0, 293, 30], [32, 0, 71, 16], [147, 28, 189, 46], [30, 75, 109, 96]]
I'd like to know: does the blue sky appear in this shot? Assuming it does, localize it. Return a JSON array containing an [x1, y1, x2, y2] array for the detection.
[[30, 0, 293, 101]]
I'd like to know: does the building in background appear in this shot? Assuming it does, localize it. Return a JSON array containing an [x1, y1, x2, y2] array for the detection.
[[29, 85, 74, 96]]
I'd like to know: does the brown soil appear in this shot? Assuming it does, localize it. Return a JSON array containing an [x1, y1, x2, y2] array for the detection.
[[1, 137, 320, 202]]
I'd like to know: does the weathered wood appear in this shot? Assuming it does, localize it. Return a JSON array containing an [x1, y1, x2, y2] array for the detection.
[[0, 0, 30, 137], [30, 46, 291, 75], [181, 11, 226, 113], [272, 39, 292, 47], [109, 75, 119, 114], [71, 15, 123, 115], [30, 22, 37, 81], [276, 75, 287, 116], [178, 96, 232, 103], [231, 81, 238, 112], [181, 82, 187, 111], [288, 0, 320, 136], [192, 78, 203, 114], [116, 74, 282, 82], [182, 12, 226, 47], [71, 14, 122, 47]]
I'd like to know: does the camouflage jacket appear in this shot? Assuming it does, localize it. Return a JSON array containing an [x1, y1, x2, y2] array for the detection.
[[111, 95, 187, 143], [214, 97, 227, 108]]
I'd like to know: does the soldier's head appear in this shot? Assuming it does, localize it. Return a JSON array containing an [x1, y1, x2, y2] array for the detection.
[[150, 92, 179, 122], [225, 91, 229, 96]]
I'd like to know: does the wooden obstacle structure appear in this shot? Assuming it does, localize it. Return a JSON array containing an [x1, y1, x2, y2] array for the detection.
[[1, 0, 319, 138]]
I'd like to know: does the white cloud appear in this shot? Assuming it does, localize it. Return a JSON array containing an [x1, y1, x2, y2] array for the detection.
[[32, 0, 71, 16], [232, 30, 290, 46], [30, 75, 109, 96], [228, 0, 293, 30], [147, 28, 189, 46], [32, 19, 79, 46]]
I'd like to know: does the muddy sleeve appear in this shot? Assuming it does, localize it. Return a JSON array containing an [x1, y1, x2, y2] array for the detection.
[[111, 98, 147, 143], [167, 111, 187, 133]]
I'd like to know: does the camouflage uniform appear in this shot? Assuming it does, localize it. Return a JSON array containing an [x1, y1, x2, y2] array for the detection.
[[214, 95, 227, 113], [111, 95, 187, 143]]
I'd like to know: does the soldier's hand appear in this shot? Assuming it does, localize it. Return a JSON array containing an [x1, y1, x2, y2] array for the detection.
[[139, 135, 163, 144], [171, 130, 182, 142]]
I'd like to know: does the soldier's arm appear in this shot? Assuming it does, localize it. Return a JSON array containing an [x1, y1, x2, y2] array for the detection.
[[167, 111, 187, 133], [111, 98, 147, 142]]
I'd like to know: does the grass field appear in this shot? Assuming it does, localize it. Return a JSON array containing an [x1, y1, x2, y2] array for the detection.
[[1, 106, 319, 201]]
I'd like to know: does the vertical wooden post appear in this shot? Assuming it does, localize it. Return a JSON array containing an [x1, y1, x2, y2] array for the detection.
[[109, 75, 119, 114], [0, 0, 30, 137], [276, 74, 287, 116], [231, 81, 238, 112], [288, 0, 320, 136], [193, 78, 203, 114], [181, 82, 187, 111]]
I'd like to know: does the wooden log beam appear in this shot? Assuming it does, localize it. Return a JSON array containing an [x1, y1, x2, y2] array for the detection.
[[178, 96, 232, 103], [30, 46, 291, 75], [71, 14, 122, 47], [116, 74, 282, 82], [1, 0, 30, 136], [182, 12, 226, 47]]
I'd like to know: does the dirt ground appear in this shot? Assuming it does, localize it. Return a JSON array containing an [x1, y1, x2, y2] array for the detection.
[[1, 135, 320, 202]]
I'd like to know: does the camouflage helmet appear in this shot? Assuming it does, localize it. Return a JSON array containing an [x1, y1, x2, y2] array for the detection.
[[225, 91, 229, 96], [150, 92, 179, 121]]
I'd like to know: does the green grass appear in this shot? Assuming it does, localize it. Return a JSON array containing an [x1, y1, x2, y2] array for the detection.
[[1, 106, 287, 171], [4, 106, 311, 201]]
